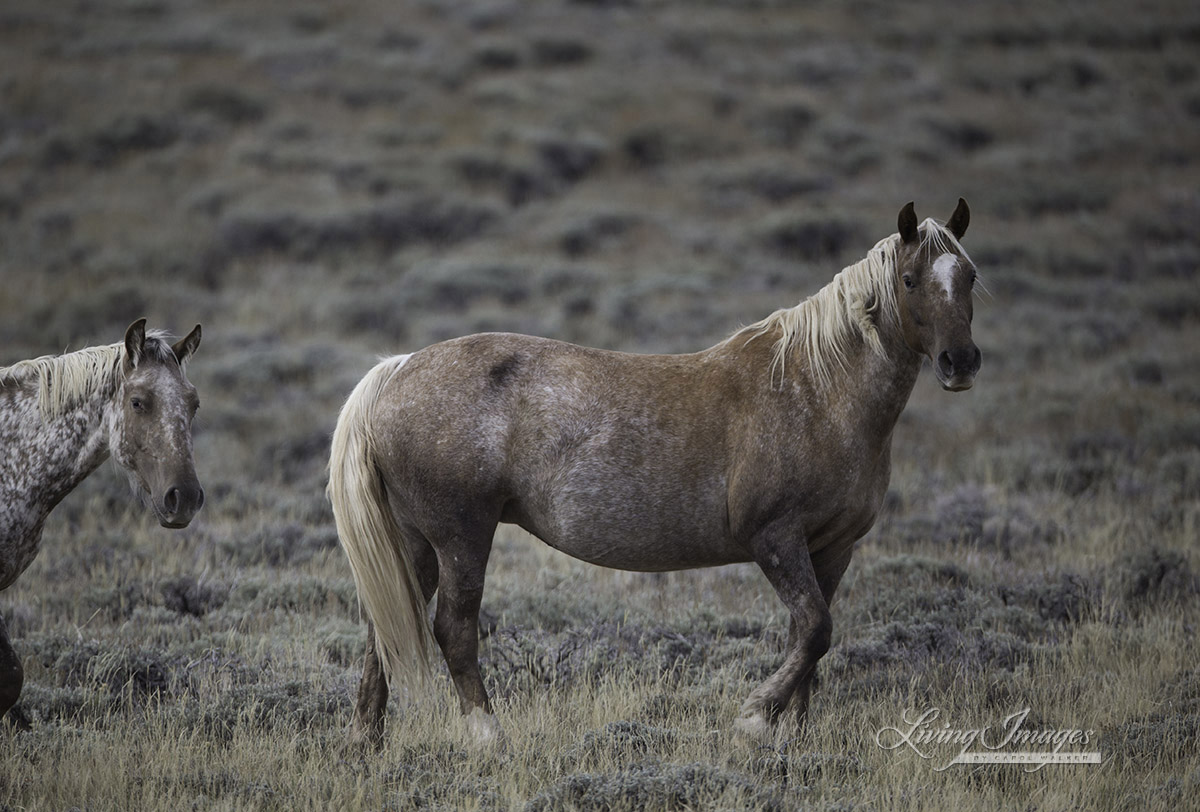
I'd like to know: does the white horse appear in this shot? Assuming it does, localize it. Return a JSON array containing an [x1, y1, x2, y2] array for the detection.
[[0, 319, 203, 721]]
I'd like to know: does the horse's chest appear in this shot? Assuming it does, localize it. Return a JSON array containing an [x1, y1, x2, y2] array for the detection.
[[800, 447, 891, 552], [0, 449, 56, 589], [805, 500, 881, 556], [0, 507, 44, 591]]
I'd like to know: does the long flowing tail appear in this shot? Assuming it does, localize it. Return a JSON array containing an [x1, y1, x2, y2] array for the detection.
[[328, 355, 434, 693]]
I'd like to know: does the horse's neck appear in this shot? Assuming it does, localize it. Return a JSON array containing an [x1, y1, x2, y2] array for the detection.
[[858, 336, 922, 436], [823, 323, 923, 444], [1, 382, 113, 542]]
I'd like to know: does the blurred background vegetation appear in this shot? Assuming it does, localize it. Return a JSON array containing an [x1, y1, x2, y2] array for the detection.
[[1, 0, 1197, 809]]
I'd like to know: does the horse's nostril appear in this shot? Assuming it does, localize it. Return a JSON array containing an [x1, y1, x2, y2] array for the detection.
[[164, 487, 180, 515], [196, 488, 205, 510], [937, 350, 954, 378]]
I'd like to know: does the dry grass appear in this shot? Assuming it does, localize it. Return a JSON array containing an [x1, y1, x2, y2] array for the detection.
[[2, 0, 1199, 808], [2, 475, 1195, 810]]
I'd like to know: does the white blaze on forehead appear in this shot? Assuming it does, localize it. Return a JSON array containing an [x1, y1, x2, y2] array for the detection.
[[932, 253, 958, 300]]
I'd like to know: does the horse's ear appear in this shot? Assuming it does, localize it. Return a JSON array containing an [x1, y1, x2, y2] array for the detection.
[[947, 197, 970, 240], [172, 324, 202, 365], [898, 202, 919, 244], [124, 318, 148, 369]]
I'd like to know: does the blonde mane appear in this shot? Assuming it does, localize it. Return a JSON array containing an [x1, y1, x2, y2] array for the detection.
[[739, 218, 966, 389], [0, 333, 176, 420]]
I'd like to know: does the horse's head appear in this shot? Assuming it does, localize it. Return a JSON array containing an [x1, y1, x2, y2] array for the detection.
[[895, 199, 981, 392], [110, 319, 205, 528]]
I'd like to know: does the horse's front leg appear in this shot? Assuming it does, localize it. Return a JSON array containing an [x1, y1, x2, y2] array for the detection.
[[348, 621, 388, 748], [735, 519, 832, 741], [0, 612, 23, 721], [780, 546, 854, 728]]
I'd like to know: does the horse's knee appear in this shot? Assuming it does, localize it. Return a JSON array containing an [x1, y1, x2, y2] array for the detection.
[[798, 609, 832, 664]]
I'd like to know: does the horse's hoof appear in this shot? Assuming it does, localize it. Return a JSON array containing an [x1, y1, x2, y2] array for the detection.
[[733, 710, 773, 744], [345, 728, 377, 753], [345, 714, 385, 751], [465, 708, 505, 748]]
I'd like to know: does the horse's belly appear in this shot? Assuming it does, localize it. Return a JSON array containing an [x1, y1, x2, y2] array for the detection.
[[511, 492, 746, 573], [537, 528, 747, 572]]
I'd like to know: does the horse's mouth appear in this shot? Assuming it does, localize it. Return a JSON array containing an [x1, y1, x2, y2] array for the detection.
[[937, 373, 976, 392]]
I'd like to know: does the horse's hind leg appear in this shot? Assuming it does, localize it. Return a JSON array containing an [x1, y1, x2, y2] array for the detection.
[[349, 532, 440, 748], [349, 622, 388, 748], [430, 526, 500, 744], [0, 613, 23, 722]]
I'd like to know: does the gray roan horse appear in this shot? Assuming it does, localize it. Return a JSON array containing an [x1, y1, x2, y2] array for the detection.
[[329, 200, 981, 745], [0, 319, 203, 721]]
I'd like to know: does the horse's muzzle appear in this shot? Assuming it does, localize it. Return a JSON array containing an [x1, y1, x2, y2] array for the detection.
[[935, 344, 982, 392], [159, 483, 205, 528]]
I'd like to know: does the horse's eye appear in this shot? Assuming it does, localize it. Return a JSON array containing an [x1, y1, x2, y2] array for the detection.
[[902, 274, 916, 291], [131, 397, 146, 413]]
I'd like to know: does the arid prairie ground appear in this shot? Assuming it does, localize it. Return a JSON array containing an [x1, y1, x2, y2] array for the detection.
[[1, 1, 1197, 809]]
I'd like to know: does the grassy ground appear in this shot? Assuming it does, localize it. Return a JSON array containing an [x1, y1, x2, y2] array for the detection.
[[2, 0, 1198, 809]]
